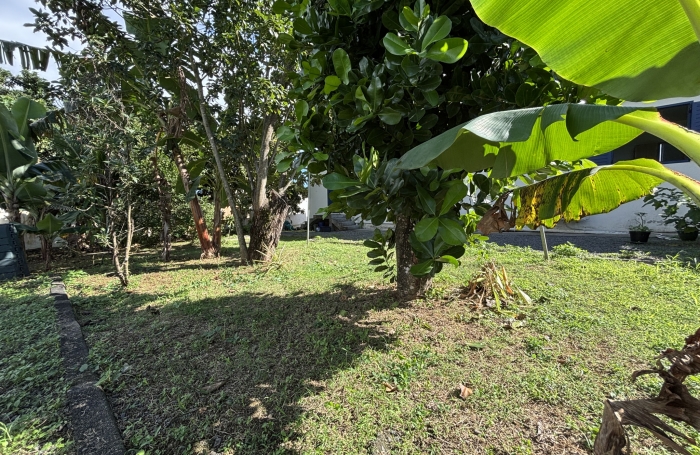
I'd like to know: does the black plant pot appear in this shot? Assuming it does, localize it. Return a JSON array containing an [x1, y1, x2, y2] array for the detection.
[[629, 231, 651, 243], [677, 229, 699, 241]]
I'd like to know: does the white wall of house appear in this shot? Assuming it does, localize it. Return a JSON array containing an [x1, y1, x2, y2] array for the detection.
[[288, 198, 308, 227], [308, 183, 329, 218]]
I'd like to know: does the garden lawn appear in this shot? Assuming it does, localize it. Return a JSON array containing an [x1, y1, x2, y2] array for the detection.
[[11, 234, 700, 454], [0, 276, 72, 454]]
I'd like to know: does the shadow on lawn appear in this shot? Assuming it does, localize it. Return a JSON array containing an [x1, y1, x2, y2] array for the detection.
[[71, 282, 399, 454]]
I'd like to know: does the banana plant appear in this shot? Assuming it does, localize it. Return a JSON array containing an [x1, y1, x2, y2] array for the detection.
[[0, 97, 50, 223], [397, 0, 700, 230], [398, 103, 700, 228], [15, 211, 79, 270]]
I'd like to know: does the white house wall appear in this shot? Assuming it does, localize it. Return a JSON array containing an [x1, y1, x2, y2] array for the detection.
[[308, 183, 329, 218]]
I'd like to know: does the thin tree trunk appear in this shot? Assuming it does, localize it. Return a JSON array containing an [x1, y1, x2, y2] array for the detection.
[[229, 191, 249, 263], [192, 65, 249, 264], [124, 203, 133, 281], [41, 235, 52, 271], [248, 190, 289, 263], [212, 190, 222, 256], [112, 204, 134, 287], [395, 214, 432, 298], [171, 144, 216, 259], [151, 154, 172, 261]]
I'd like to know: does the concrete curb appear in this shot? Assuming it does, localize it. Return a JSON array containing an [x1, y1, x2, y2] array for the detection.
[[51, 279, 126, 455]]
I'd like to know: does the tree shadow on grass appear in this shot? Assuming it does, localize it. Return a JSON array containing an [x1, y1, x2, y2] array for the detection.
[[26, 242, 246, 277], [70, 282, 400, 454]]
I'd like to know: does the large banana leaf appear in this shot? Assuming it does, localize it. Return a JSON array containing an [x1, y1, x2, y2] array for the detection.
[[470, 0, 700, 101], [14, 180, 48, 203], [12, 97, 46, 142], [514, 159, 665, 228], [0, 104, 30, 175], [398, 104, 657, 177], [0, 98, 44, 176], [35, 213, 65, 236]]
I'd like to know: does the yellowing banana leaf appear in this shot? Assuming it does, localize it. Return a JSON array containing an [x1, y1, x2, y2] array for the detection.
[[513, 159, 665, 228], [471, 0, 700, 101]]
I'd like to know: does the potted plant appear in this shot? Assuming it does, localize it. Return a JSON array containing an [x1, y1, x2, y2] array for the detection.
[[628, 212, 651, 243], [643, 188, 700, 241]]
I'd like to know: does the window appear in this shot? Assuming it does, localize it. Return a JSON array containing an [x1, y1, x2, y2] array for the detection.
[[590, 102, 692, 165]]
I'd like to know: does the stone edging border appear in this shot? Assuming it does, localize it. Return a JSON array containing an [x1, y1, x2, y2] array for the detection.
[[50, 278, 126, 455]]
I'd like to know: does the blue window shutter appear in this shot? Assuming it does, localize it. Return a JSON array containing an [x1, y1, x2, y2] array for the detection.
[[589, 152, 612, 165], [691, 102, 700, 132]]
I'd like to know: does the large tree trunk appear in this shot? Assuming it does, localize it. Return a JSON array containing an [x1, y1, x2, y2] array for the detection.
[[171, 144, 216, 259], [246, 113, 284, 264], [247, 190, 289, 263], [212, 190, 222, 256], [395, 214, 432, 299], [151, 155, 172, 261]]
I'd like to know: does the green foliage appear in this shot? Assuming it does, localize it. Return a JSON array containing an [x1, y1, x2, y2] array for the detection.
[[364, 228, 396, 283], [550, 242, 587, 258], [397, 1, 700, 231], [644, 188, 700, 233], [628, 212, 651, 233], [276, 0, 590, 282]]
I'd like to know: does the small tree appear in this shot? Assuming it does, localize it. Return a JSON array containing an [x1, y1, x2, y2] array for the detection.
[[276, 0, 593, 296]]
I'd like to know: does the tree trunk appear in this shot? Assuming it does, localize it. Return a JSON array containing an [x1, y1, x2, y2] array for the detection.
[[212, 190, 222, 256], [252, 115, 276, 213], [247, 190, 289, 263], [40, 235, 52, 271], [229, 191, 250, 264], [395, 214, 432, 299], [192, 64, 249, 264], [151, 155, 172, 261], [4, 195, 20, 223], [171, 144, 216, 259], [112, 204, 134, 287]]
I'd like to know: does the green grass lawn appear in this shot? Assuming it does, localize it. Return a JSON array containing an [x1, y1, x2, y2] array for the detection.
[[0, 276, 72, 455], [3, 234, 700, 454]]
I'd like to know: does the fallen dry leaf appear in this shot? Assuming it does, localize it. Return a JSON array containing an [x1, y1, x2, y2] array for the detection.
[[202, 381, 225, 394], [459, 384, 473, 400]]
